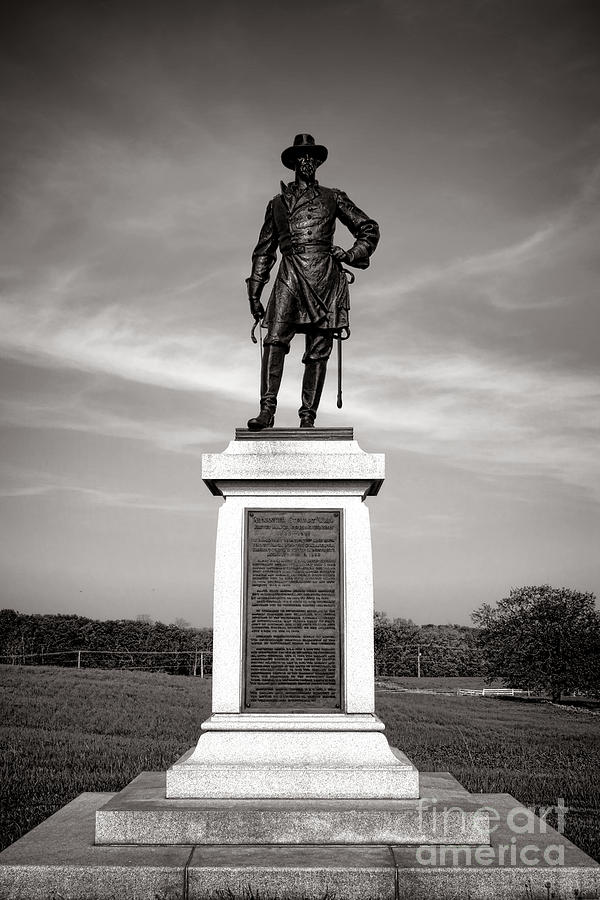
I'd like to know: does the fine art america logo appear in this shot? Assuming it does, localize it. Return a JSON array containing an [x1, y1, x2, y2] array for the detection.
[[415, 799, 569, 867]]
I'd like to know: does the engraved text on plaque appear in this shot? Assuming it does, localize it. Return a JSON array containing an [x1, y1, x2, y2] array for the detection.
[[244, 509, 342, 710]]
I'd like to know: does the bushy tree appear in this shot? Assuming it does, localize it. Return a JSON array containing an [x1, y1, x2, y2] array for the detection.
[[472, 585, 600, 701]]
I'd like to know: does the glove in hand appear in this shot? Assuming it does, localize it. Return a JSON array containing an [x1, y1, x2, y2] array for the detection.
[[331, 246, 350, 263], [249, 297, 265, 320]]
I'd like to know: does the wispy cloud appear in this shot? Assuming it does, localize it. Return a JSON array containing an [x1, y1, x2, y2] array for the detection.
[[346, 348, 600, 498], [0, 478, 210, 514], [2, 331, 598, 502], [0, 382, 218, 454], [0, 289, 254, 397], [365, 221, 560, 302], [364, 161, 600, 310]]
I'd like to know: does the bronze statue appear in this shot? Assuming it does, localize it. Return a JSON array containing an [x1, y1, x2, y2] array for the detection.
[[246, 134, 379, 430]]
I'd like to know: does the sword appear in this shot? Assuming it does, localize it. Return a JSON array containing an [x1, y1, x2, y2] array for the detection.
[[336, 324, 351, 408], [337, 333, 343, 409], [250, 317, 263, 386], [336, 265, 354, 409]]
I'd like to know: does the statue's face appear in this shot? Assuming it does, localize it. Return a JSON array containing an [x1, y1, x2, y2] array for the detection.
[[296, 153, 318, 181]]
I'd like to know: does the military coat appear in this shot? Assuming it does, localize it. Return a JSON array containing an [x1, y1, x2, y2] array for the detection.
[[248, 181, 379, 333]]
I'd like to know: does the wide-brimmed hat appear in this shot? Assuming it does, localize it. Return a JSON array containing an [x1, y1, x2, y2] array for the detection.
[[281, 134, 328, 170]]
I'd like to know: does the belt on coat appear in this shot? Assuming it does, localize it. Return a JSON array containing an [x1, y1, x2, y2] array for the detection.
[[280, 240, 332, 257]]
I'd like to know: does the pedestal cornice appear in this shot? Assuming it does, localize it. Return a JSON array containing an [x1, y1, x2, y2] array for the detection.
[[202, 429, 385, 498]]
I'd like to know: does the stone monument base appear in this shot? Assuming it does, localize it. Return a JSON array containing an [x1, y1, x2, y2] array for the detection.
[[166, 714, 419, 799], [97, 771, 487, 845], [2, 772, 598, 900]]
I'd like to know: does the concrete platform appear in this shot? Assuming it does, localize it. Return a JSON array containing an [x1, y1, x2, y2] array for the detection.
[[0, 793, 191, 900], [2, 783, 598, 900], [392, 792, 600, 900], [188, 844, 397, 899], [96, 771, 489, 846]]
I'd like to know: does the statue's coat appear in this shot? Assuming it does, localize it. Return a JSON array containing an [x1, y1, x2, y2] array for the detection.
[[249, 181, 379, 333]]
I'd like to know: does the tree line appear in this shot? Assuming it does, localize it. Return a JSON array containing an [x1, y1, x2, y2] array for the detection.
[[0, 609, 212, 675], [1, 585, 598, 697], [373, 612, 484, 677], [0, 608, 483, 677]]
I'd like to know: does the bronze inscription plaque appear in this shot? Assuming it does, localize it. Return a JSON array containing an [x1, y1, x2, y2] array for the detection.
[[244, 509, 342, 710]]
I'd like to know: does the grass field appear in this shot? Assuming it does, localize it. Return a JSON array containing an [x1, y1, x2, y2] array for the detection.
[[2, 666, 599, 862]]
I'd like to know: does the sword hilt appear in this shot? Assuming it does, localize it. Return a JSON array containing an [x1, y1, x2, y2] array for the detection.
[[250, 317, 262, 344]]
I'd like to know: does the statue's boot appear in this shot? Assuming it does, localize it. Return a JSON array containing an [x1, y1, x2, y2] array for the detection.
[[299, 359, 327, 428], [247, 344, 286, 430]]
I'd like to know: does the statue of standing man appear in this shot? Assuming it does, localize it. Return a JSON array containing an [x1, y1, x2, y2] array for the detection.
[[246, 134, 380, 430]]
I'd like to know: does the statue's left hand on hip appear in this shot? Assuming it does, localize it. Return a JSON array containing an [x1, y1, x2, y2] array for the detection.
[[331, 246, 349, 263]]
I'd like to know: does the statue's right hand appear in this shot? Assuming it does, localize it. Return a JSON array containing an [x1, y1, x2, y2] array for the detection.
[[249, 298, 265, 320]]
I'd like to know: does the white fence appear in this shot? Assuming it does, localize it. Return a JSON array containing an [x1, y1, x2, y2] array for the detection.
[[457, 688, 529, 696]]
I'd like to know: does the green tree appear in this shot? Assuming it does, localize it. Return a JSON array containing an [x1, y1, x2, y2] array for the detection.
[[373, 612, 419, 676], [472, 585, 600, 701]]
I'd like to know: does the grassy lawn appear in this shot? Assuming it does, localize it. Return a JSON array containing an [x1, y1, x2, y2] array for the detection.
[[1, 665, 211, 850], [2, 665, 599, 863]]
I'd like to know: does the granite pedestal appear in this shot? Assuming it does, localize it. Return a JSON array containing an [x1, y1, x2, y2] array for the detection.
[[167, 427, 419, 803]]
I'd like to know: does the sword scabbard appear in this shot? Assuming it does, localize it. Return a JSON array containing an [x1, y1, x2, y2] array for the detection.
[[336, 334, 343, 408]]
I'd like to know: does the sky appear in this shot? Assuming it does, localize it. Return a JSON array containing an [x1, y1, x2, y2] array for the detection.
[[0, 0, 599, 627]]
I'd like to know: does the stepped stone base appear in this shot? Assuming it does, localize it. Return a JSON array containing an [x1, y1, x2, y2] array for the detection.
[[166, 730, 419, 799], [96, 771, 488, 845], [1, 780, 598, 900]]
